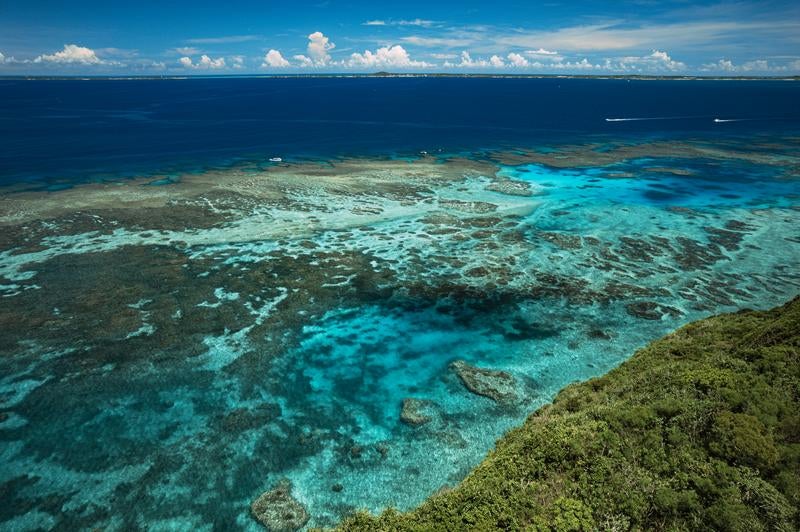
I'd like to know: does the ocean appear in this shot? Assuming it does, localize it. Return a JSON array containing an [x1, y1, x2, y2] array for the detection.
[[1, 77, 799, 530], [1, 77, 798, 186]]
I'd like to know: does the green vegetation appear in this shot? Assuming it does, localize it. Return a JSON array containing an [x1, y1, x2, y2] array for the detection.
[[338, 297, 800, 531]]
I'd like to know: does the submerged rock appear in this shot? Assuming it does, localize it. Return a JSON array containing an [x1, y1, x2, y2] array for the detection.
[[450, 360, 517, 402], [400, 398, 436, 427], [626, 301, 682, 320], [587, 329, 613, 340], [250, 479, 309, 531]]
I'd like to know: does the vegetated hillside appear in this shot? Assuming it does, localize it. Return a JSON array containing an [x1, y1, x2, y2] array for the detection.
[[338, 297, 800, 531]]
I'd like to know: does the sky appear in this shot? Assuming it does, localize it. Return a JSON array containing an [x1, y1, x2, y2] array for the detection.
[[1, 0, 799, 75]]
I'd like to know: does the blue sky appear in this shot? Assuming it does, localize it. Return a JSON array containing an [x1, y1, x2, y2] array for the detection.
[[1, 0, 799, 74]]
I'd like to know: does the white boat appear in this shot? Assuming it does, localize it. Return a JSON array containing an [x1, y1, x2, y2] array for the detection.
[[269, 157, 282, 162]]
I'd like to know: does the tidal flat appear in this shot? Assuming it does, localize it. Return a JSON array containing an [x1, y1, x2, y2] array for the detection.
[[1, 137, 799, 529]]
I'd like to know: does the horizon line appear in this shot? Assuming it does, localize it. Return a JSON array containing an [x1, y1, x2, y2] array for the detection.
[[2, 73, 799, 81]]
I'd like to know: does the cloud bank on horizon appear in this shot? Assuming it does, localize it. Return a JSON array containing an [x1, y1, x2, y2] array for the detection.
[[1, 0, 799, 75]]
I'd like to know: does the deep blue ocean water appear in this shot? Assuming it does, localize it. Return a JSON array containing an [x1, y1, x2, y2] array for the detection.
[[1, 77, 799, 186]]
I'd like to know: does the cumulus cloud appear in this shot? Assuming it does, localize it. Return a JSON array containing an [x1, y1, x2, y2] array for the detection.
[[615, 50, 686, 71], [507, 52, 529, 67], [306, 31, 335, 65], [705, 59, 736, 71], [701, 58, 793, 73], [532, 58, 600, 70], [444, 51, 491, 68], [562, 58, 597, 70], [179, 54, 226, 69], [649, 50, 685, 70], [262, 49, 290, 68], [0, 51, 19, 65], [293, 54, 314, 67], [490, 55, 505, 67], [34, 44, 106, 65], [346, 45, 431, 68]]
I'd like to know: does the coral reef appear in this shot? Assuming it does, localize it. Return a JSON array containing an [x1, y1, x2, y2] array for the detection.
[[251, 479, 309, 531], [450, 360, 518, 403]]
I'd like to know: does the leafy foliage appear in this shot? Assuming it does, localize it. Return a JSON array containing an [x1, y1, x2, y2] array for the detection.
[[336, 297, 800, 531]]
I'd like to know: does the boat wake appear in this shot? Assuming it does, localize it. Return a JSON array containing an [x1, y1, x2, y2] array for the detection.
[[605, 116, 692, 122]]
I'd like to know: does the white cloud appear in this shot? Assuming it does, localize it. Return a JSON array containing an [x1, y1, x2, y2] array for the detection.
[[346, 45, 431, 68], [495, 20, 800, 53], [198, 55, 226, 69], [701, 58, 793, 73], [526, 48, 559, 56], [172, 47, 201, 56], [231, 55, 245, 69], [490, 55, 505, 67], [524, 58, 599, 70], [34, 44, 105, 65], [743, 60, 770, 71], [613, 50, 686, 72], [524, 48, 563, 61], [0, 51, 19, 65], [307, 31, 335, 65], [262, 49, 290, 68], [565, 58, 597, 70], [649, 50, 686, 71], [705, 59, 736, 71], [507, 52, 528, 67], [401, 36, 474, 48], [179, 54, 226, 69], [364, 19, 436, 27], [395, 19, 436, 27], [293, 54, 314, 67], [444, 51, 490, 68]]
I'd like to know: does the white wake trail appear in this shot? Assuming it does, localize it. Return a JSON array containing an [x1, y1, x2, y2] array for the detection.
[[605, 116, 692, 122]]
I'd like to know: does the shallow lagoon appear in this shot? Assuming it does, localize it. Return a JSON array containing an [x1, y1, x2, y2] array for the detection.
[[1, 135, 799, 529]]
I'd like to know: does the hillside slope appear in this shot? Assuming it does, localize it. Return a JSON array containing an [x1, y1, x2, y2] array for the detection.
[[338, 297, 800, 531]]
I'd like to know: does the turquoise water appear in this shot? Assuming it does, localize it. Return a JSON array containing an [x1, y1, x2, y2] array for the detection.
[[1, 138, 799, 529]]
